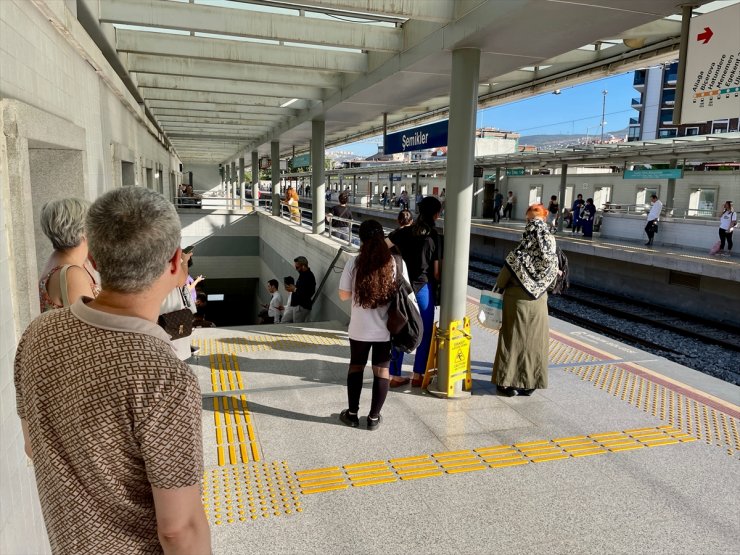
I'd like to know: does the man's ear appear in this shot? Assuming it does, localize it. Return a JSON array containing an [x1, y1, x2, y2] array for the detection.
[[169, 247, 183, 275]]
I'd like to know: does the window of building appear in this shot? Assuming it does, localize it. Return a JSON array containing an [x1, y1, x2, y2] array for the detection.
[[658, 128, 678, 138], [684, 127, 700, 136], [636, 187, 658, 213], [688, 188, 716, 217], [529, 185, 542, 205], [628, 127, 640, 140], [660, 109, 674, 124], [593, 186, 611, 210], [662, 89, 676, 104], [711, 120, 729, 133]]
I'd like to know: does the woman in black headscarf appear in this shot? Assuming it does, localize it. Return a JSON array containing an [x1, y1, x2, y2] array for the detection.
[[492, 203, 558, 396]]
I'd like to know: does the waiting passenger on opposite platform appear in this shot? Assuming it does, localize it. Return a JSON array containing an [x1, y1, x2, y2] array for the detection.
[[290, 256, 316, 323], [546, 195, 560, 232], [15, 187, 211, 554], [493, 189, 504, 223], [644, 194, 662, 246], [492, 203, 558, 397], [717, 200, 736, 256], [571, 194, 585, 233], [503, 190, 515, 220], [386, 196, 442, 388], [328, 191, 353, 241], [338, 219, 410, 430], [38, 198, 100, 312], [580, 198, 596, 238]]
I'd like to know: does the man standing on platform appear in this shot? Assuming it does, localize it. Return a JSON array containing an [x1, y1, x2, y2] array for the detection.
[[571, 194, 585, 233], [14, 187, 211, 554], [493, 189, 504, 223], [291, 256, 316, 323], [644, 194, 663, 246]]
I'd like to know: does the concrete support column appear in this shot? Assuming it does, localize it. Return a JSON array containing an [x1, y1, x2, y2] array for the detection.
[[352, 174, 357, 204], [229, 161, 236, 208], [437, 47, 481, 396], [239, 156, 245, 209], [557, 163, 567, 232], [665, 159, 678, 215], [271, 141, 280, 217], [251, 150, 259, 210], [311, 119, 326, 234]]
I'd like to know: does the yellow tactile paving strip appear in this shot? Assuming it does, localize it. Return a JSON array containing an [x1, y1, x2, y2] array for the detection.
[[193, 333, 345, 355], [293, 426, 695, 495], [209, 353, 260, 465], [202, 461, 302, 526], [561, 362, 740, 458]]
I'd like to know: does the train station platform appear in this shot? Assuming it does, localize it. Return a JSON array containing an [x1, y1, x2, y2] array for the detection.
[[187, 300, 740, 554]]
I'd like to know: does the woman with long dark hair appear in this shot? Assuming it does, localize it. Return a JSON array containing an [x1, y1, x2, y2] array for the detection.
[[338, 219, 409, 430], [492, 204, 558, 396], [387, 196, 442, 387]]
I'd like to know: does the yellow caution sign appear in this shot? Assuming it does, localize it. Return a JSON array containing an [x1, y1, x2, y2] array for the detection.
[[423, 317, 472, 396]]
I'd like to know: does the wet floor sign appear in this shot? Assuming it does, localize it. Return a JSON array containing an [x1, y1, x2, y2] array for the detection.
[[423, 317, 472, 396]]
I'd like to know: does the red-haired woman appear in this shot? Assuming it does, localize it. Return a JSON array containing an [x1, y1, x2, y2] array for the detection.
[[492, 204, 558, 396], [338, 219, 409, 430]]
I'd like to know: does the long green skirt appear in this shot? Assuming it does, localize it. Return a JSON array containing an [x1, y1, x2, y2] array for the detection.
[[491, 281, 549, 389]]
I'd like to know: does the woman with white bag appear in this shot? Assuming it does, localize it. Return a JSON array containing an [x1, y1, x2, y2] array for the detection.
[[717, 200, 736, 256], [491, 204, 558, 397]]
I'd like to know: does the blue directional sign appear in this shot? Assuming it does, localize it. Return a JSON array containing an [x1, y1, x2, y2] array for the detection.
[[623, 169, 683, 179], [291, 153, 311, 168], [384, 120, 448, 154]]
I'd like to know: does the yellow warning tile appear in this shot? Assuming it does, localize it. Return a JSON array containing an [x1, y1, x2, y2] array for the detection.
[[389, 455, 432, 464], [401, 470, 444, 480], [301, 484, 349, 495], [514, 440, 550, 448], [570, 449, 607, 458], [481, 454, 524, 463], [609, 444, 646, 452], [439, 459, 483, 470], [489, 459, 530, 469], [344, 460, 387, 470], [445, 464, 487, 475], [349, 471, 395, 481], [528, 453, 570, 463], [296, 477, 346, 488], [433, 449, 472, 458], [564, 445, 602, 453], [350, 476, 397, 487], [295, 466, 342, 476], [434, 453, 479, 463], [345, 467, 389, 477], [518, 447, 561, 455], [475, 445, 516, 454], [392, 461, 437, 470], [395, 465, 439, 475], [554, 435, 588, 442], [641, 438, 680, 447], [624, 427, 658, 433]]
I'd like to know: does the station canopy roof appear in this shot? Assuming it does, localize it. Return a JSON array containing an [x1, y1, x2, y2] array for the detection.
[[89, 0, 726, 164]]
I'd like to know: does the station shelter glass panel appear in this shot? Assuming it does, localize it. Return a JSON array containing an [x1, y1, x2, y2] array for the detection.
[[529, 185, 542, 205], [593, 186, 612, 210], [688, 188, 716, 217]]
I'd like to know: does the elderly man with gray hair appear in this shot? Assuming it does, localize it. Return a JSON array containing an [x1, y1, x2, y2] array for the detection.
[[15, 187, 211, 554]]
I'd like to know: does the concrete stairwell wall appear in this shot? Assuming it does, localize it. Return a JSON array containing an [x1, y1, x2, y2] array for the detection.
[[257, 214, 352, 325]]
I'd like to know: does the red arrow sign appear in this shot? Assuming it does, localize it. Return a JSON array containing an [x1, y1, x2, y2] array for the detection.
[[697, 26, 713, 44]]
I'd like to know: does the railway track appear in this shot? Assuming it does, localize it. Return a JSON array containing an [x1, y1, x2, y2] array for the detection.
[[467, 257, 740, 385]]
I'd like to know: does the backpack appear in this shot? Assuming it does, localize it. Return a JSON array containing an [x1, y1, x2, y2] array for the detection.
[[386, 255, 423, 353], [549, 247, 570, 295]]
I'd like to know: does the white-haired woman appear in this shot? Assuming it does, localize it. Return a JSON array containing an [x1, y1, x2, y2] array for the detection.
[[38, 198, 100, 312]]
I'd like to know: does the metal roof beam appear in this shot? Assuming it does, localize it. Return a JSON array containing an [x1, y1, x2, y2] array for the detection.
[[122, 53, 342, 89], [139, 88, 292, 107], [116, 30, 367, 73], [170, 132, 262, 141], [151, 109, 286, 123], [101, 0, 402, 51], [134, 74, 326, 101], [147, 100, 297, 117], [253, 0, 455, 22]]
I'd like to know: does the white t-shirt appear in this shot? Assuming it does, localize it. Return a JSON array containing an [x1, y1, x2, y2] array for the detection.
[[646, 200, 663, 221], [268, 291, 283, 320], [339, 256, 409, 342], [719, 211, 737, 231]]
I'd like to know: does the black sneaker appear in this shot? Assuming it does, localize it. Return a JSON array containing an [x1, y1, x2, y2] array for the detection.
[[339, 409, 359, 428], [367, 414, 383, 431], [496, 385, 517, 397], [517, 388, 535, 396]]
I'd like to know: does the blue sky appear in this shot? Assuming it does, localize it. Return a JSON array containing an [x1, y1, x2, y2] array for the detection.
[[331, 71, 637, 157]]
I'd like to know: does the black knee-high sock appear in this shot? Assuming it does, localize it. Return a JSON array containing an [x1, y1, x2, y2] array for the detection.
[[347, 370, 364, 414], [369, 375, 389, 419]]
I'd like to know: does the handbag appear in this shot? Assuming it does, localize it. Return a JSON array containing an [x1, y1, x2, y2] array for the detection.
[[158, 287, 194, 339], [709, 240, 721, 255], [387, 256, 423, 353], [478, 288, 504, 330]]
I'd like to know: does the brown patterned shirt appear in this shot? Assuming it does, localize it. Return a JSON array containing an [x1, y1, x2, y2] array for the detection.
[[14, 298, 204, 554]]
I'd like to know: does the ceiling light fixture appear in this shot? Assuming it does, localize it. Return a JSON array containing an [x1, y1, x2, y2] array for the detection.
[[280, 98, 299, 107]]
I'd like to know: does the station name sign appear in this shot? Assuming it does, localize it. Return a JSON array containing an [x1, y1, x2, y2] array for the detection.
[[384, 120, 448, 155], [623, 169, 683, 180]]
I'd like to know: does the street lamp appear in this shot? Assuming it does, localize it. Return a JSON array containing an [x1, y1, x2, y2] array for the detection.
[[600, 89, 608, 143]]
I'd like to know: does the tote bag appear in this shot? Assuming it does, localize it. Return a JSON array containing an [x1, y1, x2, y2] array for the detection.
[[478, 289, 503, 330]]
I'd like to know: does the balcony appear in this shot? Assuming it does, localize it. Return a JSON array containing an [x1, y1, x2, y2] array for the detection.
[[633, 70, 646, 89], [631, 97, 643, 109], [629, 117, 640, 126], [664, 73, 678, 86]]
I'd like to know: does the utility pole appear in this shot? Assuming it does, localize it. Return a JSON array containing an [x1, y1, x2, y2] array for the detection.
[[600, 89, 608, 143]]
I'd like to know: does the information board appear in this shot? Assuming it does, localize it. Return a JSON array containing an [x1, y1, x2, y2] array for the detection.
[[384, 120, 448, 154], [623, 169, 683, 180], [680, 3, 740, 123]]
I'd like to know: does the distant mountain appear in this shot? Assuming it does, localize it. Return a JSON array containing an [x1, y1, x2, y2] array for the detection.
[[519, 128, 628, 148]]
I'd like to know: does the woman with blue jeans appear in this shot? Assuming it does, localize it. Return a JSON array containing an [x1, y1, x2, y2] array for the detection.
[[387, 197, 442, 388]]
